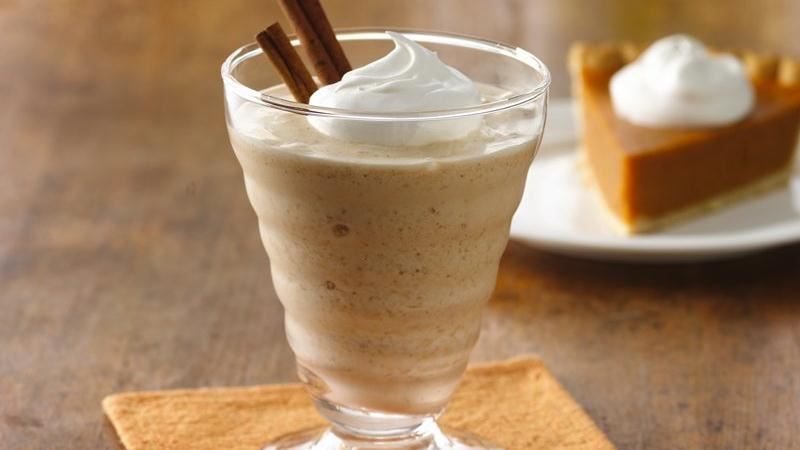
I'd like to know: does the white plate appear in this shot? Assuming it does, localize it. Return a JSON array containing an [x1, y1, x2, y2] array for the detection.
[[510, 98, 800, 263]]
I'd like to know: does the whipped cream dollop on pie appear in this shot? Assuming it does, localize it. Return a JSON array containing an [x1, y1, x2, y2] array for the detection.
[[609, 34, 754, 128]]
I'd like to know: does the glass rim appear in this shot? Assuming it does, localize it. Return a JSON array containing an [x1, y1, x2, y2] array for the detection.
[[220, 28, 550, 122]]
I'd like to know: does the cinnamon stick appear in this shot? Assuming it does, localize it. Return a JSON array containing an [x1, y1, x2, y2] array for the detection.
[[256, 23, 317, 103], [277, 0, 349, 84], [297, 0, 351, 76]]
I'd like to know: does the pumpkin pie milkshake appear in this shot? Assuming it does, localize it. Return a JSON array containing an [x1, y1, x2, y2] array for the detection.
[[223, 29, 549, 449]]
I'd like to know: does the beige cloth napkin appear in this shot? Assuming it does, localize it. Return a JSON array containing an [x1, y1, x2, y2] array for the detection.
[[103, 356, 616, 450]]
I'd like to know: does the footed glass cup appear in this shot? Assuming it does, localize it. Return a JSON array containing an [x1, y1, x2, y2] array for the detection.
[[222, 30, 550, 450]]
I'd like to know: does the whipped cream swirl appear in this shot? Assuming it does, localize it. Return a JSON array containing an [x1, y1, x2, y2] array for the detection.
[[308, 32, 482, 146], [610, 34, 754, 128]]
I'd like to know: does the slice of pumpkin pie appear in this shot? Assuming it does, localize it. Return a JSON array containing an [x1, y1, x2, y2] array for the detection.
[[568, 35, 800, 233]]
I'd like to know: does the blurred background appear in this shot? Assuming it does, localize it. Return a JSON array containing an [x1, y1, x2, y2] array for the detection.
[[4, 0, 800, 100]]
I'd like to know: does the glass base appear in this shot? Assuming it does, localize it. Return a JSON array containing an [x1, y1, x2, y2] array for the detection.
[[262, 421, 502, 450], [264, 369, 503, 449]]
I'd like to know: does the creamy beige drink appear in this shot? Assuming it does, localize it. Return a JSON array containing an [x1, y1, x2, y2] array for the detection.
[[229, 82, 539, 414], [225, 32, 549, 450]]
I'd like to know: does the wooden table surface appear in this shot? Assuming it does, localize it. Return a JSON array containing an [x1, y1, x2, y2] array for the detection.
[[2, 1, 800, 449]]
